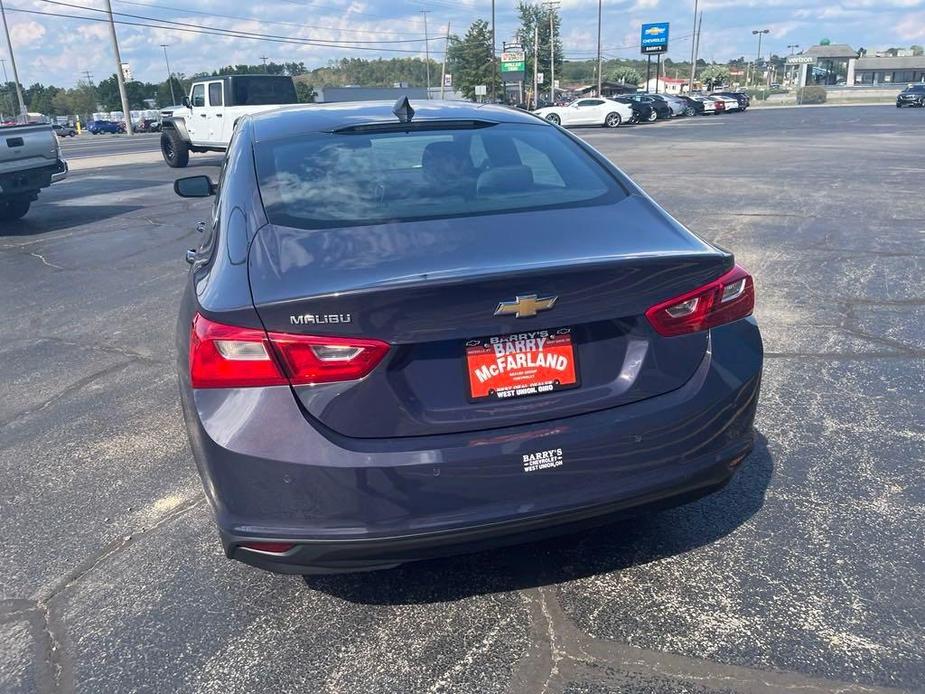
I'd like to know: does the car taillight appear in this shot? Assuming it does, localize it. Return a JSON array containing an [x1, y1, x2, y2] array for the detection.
[[190, 313, 390, 388], [645, 264, 755, 337]]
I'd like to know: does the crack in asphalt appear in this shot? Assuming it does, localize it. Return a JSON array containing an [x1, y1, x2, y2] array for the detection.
[[505, 585, 903, 694], [0, 496, 206, 693]]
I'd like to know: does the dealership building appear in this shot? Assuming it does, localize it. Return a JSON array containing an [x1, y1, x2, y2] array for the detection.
[[791, 44, 925, 86]]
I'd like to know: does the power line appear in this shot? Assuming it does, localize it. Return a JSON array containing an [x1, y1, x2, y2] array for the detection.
[[8, 2, 448, 54], [37, 0, 444, 47], [115, 0, 428, 38]]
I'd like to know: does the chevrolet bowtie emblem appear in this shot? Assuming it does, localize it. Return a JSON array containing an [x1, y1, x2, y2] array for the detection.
[[494, 294, 558, 319]]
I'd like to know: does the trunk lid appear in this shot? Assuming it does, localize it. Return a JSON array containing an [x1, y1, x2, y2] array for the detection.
[[249, 194, 731, 438]]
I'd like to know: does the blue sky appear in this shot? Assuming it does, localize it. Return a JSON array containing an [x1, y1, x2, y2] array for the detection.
[[2, 0, 925, 87]]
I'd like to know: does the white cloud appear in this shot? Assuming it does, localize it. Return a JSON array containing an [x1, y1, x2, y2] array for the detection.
[[10, 20, 45, 44]]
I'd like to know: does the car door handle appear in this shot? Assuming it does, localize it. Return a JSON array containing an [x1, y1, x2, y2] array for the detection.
[[215, 113, 222, 117], [199, 113, 207, 118]]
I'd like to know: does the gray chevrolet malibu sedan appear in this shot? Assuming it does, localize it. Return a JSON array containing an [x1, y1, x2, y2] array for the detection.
[[173, 99, 763, 575]]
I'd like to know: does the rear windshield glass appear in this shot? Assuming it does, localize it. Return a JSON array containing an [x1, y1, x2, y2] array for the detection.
[[231, 76, 297, 106], [255, 123, 625, 229]]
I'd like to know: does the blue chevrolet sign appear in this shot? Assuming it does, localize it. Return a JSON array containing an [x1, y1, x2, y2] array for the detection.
[[640, 22, 669, 54]]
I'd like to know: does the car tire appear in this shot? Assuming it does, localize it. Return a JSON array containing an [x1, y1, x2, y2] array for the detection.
[[604, 112, 622, 128], [0, 196, 31, 222], [684, 106, 695, 117], [545, 113, 561, 125], [646, 110, 658, 122], [161, 130, 190, 168]]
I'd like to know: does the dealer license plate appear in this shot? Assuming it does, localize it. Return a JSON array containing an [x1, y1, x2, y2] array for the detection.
[[465, 329, 579, 401]]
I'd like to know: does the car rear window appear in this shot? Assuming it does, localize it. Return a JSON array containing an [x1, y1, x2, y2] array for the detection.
[[255, 123, 626, 229]]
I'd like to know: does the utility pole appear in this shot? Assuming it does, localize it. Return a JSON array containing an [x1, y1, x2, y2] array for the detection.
[[533, 23, 538, 108], [688, 0, 699, 93], [440, 21, 450, 99], [421, 10, 431, 98], [82, 70, 94, 85], [160, 44, 177, 106], [0, 57, 13, 118], [491, 0, 496, 102], [260, 56, 269, 72], [595, 0, 602, 96], [103, 0, 133, 134], [545, 1, 559, 104], [0, 0, 27, 119], [693, 12, 702, 89]]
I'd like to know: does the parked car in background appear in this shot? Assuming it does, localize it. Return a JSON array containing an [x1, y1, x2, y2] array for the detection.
[[533, 97, 634, 128], [714, 91, 750, 110], [625, 94, 672, 120], [712, 94, 743, 112], [87, 120, 124, 134], [52, 123, 77, 137], [610, 96, 656, 123], [689, 95, 718, 115], [651, 94, 688, 117], [675, 95, 705, 117], [896, 84, 925, 107], [0, 122, 67, 220]]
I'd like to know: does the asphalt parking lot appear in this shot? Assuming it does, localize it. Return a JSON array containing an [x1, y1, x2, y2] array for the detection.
[[1, 105, 922, 693]]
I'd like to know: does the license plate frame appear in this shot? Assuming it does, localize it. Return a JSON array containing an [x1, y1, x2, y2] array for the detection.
[[464, 328, 580, 402]]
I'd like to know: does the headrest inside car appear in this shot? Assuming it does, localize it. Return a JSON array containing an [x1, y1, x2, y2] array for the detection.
[[476, 165, 535, 196]]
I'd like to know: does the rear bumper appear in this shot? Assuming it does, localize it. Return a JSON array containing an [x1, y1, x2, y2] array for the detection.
[[225, 448, 748, 574], [51, 159, 68, 183], [182, 318, 763, 574], [0, 161, 61, 195]]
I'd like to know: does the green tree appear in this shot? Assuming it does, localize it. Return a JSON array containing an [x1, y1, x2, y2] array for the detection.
[[605, 66, 642, 86], [50, 82, 98, 118], [447, 19, 501, 100], [25, 83, 62, 115], [516, 1, 563, 96], [699, 64, 730, 90], [294, 81, 315, 103], [95, 75, 157, 111], [911, 45, 924, 56]]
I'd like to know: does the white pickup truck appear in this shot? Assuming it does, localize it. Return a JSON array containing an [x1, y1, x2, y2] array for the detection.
[[160, 74, 299, 168], [0, 123, 68, 221]]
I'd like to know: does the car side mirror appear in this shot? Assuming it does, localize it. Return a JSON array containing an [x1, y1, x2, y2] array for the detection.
[[174, 175, 215, 198], [182, 95, 191, 109]]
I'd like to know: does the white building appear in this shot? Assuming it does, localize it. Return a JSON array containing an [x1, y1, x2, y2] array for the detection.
[[644, 76, 689, 94]]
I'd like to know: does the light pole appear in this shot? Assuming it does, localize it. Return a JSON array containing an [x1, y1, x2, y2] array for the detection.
[[786, 43, 799, 86], [421, 10, 430, 97], [752, 28, 769, 87], [0, 0, 27, 119], [688, 0, 699, 93], [160, 44, 176, 106], [595, 0, 602, 96]]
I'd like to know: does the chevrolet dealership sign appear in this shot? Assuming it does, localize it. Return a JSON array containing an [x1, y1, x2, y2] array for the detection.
[[640, 22, 669, 54]]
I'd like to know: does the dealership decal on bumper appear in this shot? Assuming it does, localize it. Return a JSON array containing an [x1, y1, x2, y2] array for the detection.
[[523, 448, 565, 473]]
